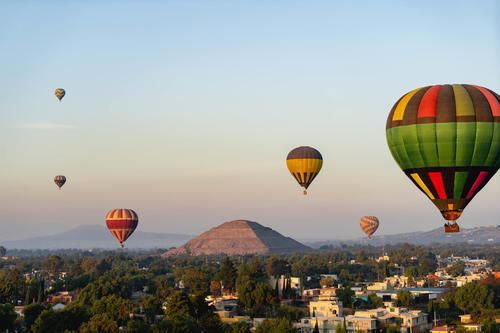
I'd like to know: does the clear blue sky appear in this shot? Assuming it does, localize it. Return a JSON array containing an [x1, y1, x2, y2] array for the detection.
[[0, 1, 499, 241]]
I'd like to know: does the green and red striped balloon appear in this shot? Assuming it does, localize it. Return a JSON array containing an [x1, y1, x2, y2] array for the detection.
[[359, 216, 379, 238], [386, 84, 500, 232]]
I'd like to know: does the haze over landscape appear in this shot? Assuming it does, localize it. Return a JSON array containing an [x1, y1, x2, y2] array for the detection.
[[1, 1, 499, 242], [1, 2, 500, 333]]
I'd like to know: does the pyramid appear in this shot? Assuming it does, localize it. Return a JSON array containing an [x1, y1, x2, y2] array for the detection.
[[162, 220, 311, 256]]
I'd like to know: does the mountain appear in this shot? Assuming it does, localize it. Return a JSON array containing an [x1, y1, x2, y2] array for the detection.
[[163, 220, 311, 256], [1, 225, 192, 249], [304, 225, 500, 248]]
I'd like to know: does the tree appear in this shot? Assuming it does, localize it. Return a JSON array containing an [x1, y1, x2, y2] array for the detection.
[[454, 282, 494, 316], [139, 295, 162, 324], [0, 304, 17, 332], [210, 280, 222, 297], [214, 258, 237, 293], [237, 280, 276, 317], [182, 268, 209, 295], [32, 305, 89, 333], [336, 286, 354, 307], [0, 246, 6, 257], [156, 313, 200, 333], [265, 257, 290, 277], [446, 262, 466, 277], [43, 255, 64, 277], [396, 290, 413, 307], [23, 303, 46, 332], [227, 321, 251, 333], [386, 326, 400, 333], [164, 291, 195, 318], [312, 320, 319, 333], [334, 321, 347, 333], [79, 314, 118, 333], [367, 293, 383, 308], [255, 318, 296, 333], [90, 295, 131, 325], [124, 319, 152, 333], [320, 276, 335, 288]]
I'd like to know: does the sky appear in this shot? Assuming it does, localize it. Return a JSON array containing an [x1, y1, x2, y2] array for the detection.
[[0, 1, 499, 242]]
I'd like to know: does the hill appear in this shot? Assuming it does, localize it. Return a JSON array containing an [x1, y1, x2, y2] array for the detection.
[[163, 220, 311, 256], [305, 225, 500, 248], [1, 225, 192, 249]]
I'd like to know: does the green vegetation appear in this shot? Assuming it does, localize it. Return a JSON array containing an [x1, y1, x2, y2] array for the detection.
[[0, 243, 498, 332]]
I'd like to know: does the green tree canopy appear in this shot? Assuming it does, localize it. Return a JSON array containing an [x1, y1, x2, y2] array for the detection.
[[255, 318, 296, 333], [454, 282, 494, 316]]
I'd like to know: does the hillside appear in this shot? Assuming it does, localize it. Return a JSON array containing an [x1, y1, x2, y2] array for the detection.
[[305, 225, 500, 248], [1, 225, 192, 249]]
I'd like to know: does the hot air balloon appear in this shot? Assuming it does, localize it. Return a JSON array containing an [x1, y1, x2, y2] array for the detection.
[[386, 84, 500, 233], [105, 209, 138, 248], [286, 146, 323, 194], [54, 88, 65, 101], [54, 175, 66, 189], [359, 216, 379, 238]]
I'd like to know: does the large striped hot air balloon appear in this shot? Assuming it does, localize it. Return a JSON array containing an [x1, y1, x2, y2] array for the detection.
[[105, 209, 139, 248], [286, 146, 323, 195], [54, 88, 66, 101], [386, 84, 500, 233], [54, 175, 66, 189], [359, 216, 379, 238]]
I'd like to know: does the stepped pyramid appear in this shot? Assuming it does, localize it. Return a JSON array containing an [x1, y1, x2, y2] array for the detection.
[[162, 220, 311, 256]]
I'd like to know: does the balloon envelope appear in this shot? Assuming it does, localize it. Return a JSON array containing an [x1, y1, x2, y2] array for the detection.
[[54, 88, 65, 101], [386, 84, 499, 230], [359, 216, 379, 238], [286, 146, 323, 194], [105, 209, 138, 248], [54, 175, 66, 189]]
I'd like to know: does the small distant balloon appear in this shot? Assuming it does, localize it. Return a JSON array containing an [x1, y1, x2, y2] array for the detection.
[[105, 209, 139, 248], [54, 88, 65, 101], [359, 216, 379, 238], [286, 146, 323, 195], [54, 175, 66, 189]]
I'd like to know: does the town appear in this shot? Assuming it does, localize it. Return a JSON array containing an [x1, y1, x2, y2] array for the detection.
[[0, 242, 498, 333]]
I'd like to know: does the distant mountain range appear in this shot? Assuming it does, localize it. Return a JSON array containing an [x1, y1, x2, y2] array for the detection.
[[1, 224, 498, 250], [1, 225, 192, 249], [303, 225, 500, 248]]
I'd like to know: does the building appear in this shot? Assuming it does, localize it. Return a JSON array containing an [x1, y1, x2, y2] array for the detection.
[[355, 307, 430, 333], [46, 291, 76, 305], [430, 326, 454, 333], [302, 287, 337, 301], [374, 288, 445, 304], [299, 316, 376, 333], [399, 310, 431, 333], [309, 297, 343, 317], [269, 275, 301, 297]]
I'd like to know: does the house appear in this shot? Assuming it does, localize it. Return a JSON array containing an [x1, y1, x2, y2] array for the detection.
[[302, 287, 337, 300], [298, 316, 376, 333], [355, 307, 430, 333], [46, 291, 77, 305], [269, 275, 301, 297], [430, 326, 454, 333], [309, 297, 343, 317]]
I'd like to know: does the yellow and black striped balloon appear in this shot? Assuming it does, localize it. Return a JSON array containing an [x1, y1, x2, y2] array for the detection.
[[54, 88, 65, 101], [286, 146, 323, 194], [359, 216, 379, 238]]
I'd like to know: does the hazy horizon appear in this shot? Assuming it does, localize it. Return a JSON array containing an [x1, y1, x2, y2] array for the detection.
[[1, 1, 499, 241]]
